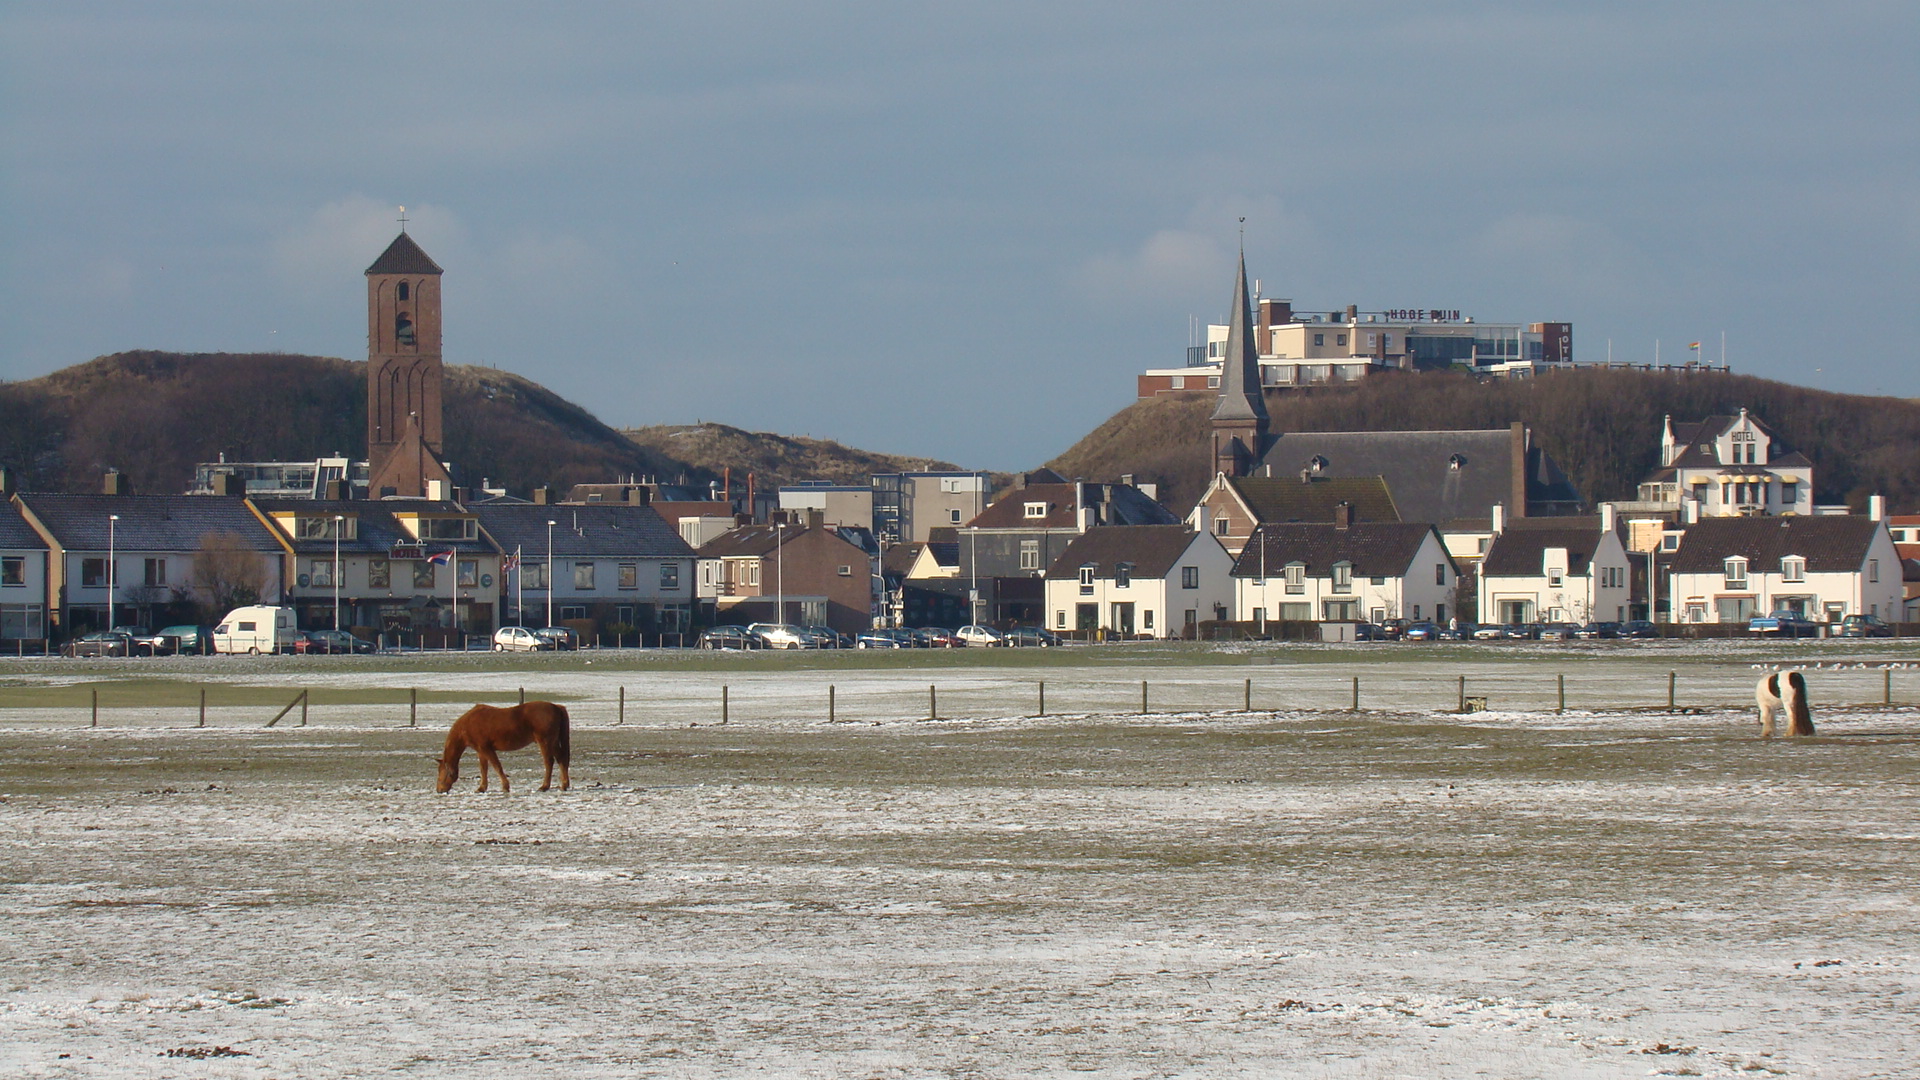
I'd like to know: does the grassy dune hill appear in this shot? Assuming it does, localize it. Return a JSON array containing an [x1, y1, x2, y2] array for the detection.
[[1047, 368, 1920, 515], [621, 422, 964, 492]]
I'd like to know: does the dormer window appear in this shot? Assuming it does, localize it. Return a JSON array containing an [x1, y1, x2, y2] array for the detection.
[[396, 312, 416, 347], [1724, 557, 1748, 589], [1023, 502, 1047, 519], [1331, 561, 1352, 592], [1078, 564, 1096, 594], [1548, 567, 1564, 588], [1781, 556, 1805, 583], [1284, 562, 1305, 594], [1114, 563, 1132, 588]]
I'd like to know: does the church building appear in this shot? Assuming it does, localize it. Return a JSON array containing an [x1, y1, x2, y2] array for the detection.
[[364, 230, 455, 499]]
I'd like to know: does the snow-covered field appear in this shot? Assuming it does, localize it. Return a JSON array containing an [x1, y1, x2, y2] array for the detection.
[[2, 642, 1917, 1077]]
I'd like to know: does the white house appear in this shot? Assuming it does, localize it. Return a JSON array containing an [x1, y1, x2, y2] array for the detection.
[[1636, 409, 1814, 517], [1478, 507, 1632, 625], [474, 502, 699, 640], [1231, 515, 1458, 624], [1664, 513, 1900, 624], [1043, 526, 1234, 638], [0, 502, 50, 643]]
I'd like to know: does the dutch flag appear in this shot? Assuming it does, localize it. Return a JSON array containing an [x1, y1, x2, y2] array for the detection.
[[427, 550, 455, 566]]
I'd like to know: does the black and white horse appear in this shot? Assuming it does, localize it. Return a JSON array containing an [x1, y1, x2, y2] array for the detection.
[[1755, 671, 1814, 738]]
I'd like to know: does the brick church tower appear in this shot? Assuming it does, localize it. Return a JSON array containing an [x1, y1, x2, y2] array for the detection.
[[1210, 251, 1271, 477], [364, 230, 454, 498]]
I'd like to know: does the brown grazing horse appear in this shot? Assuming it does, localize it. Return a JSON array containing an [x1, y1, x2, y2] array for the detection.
[[436, 701, 571, 793]]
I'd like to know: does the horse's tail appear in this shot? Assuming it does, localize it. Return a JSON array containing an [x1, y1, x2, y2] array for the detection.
[[554, 703, 572, 766], [1786, 671, 1815, 736]]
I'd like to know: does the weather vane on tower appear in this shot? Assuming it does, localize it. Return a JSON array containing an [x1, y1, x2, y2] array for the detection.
[[397, 205, 408, 233]]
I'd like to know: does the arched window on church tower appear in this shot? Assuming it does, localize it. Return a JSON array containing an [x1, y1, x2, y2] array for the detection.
[[397, 281, 410, 301], [396, 312, 415, 347]]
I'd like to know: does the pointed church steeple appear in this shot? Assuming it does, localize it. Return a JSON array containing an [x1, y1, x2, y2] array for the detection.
[[1210, 250, 1270, 477]]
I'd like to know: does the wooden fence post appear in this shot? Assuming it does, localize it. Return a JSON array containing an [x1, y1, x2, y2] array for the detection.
[[1352, 676, 1360, 711], [1886, 668, 1893, 706], [618, 685, 626, 725], [518, 686, 525, 705], [722, 685, 729, 725], [299, 689, 308, 727], [1038, 681, 1045, 716], [1244, 677, 1251, 712], [90, 688, 98, 728], [929, 684, 937, 721], [1141, 680, 1148, 714], [409, 687, 417, 727], [829, 684, 836, 723], [198, 688, 207, 728], [1457, 675, 1466, 713], [1557, 673, 1566, 714], [1668, 671, 1676, 711]]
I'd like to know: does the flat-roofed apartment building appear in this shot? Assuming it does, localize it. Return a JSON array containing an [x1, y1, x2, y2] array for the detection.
[[1141, 296, 1571, 397]]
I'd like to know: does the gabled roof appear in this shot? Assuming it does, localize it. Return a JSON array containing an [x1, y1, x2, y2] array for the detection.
[[1223, 475, 1398, 524], [1481, 519, 1607, 577], [473, 502, 694, 559], [1044, 526, 1214, 580], [1230, 522, 1440, 579], [1664, 412, 1803, 471], [16, 494, 284, 553], [696, 522, 861, 559], [1256, 427, 1581, 525], [365, 232, 443, 276], [253, 497, 490, 554], [1668, 515, 1884, 574], [967, 482, 1177, 530], [882, 541, 927, 577], [0, 504, 48, 550]]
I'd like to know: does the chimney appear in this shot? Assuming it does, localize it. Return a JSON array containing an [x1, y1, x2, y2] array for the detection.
[[1195, 504, 1211, 536], [806, 508, 824, 530], [426, 478, 449, 501], [0, 466, 12, 495], [103, 470, 129, 496], [324, 478, 347, 501], [1684, 497, 1700, 524], [1869, 494, 1885, 521], [1120, 473, 1134, 488], [532, 487, 551, 505], [1333, 501, 1353, 530], [1600, 503, 1617, 533], [1345, 304, 1358, 324], [207, 472, 237, 497], [1491, 502, 1506, 536], [1510, 422, 1529, 518]]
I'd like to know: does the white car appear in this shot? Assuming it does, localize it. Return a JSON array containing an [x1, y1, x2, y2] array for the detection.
[[955, 625, 1006, 647], [492, 626, 551, 652], [748, 623, 813, 650]]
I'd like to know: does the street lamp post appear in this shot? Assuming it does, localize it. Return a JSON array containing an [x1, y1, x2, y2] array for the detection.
[[107, 514, 119, 631], [968, 526, 979, 625], [775, 521, 786, 626], [332, 515, 344, 631], [546, 520, 556, 629]]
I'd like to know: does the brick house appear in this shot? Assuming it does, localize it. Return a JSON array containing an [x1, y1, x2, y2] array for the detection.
[[697, 511, 874, 633]]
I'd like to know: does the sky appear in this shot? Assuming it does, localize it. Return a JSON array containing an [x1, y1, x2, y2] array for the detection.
[[3, 3, 1916, 472]]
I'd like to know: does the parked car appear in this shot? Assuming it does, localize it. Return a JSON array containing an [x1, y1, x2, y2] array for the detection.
[[1749, 610, 1818, 638], [803, 625, 851, 649], [492, 626, 551, 652], [1352, 622, 1385, 641], [1501, 624, 1540, 640], [955, 624, 1006, 647], [1002, 626, 1063, 647], [1620, 620, 1660, 639], [533, 626, 579, 651], [1573, 621, 1620, 640], [698, 625, 760, 650], [911, 626, 962, 648], [1402, 621, 1439, 641], [1538, 622, 1580, 641], [749, 623, 812, 650], [854, 628, 914, 649], [1839, 614, 1894, 638], [1437, 621, 1477, 641], [139, 624, 213, 655], [63, 630, 135, 658], [1376, 619, 1409, 641], [300, 629, 376, 654]]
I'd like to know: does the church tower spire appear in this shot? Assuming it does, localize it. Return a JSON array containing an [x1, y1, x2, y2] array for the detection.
[[1210, 249, 1270, 477], [364, 230, 454, 498]]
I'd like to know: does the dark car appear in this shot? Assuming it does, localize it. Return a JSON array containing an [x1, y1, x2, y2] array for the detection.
[[63, 630, 135, 658], [855, 628, 914, 649], [1839, 614, 1894, 638], [1620, 620, 1659, 639], [1573, 622, 1620, 640], [534, 626, 579, 651], [1402, 621, 1439, 641], [1501, 624, 1541, 640], [300, 629, 376, 654], [911, 626, 962, 648], [138, 624, 214, 655], [804, 626, 852, 649], [1438, 621, 1476, 641], [698, 625, 760, 650], [1750, 610, 1819, 638], [1002, 625, 1063, 647]]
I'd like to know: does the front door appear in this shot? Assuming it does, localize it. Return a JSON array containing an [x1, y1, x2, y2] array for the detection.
[[1075, 603, 1098, 631], [1111, 602, 1135, 636]]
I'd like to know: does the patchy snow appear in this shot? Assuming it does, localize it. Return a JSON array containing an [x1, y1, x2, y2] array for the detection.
[[1, 649, 1917, 1076]]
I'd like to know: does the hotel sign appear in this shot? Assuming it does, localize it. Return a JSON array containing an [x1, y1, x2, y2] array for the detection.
[[1382, 309, 1463, 322]]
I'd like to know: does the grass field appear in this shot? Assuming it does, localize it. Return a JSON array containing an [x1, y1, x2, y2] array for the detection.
[[2, 641, 1917, 1077]]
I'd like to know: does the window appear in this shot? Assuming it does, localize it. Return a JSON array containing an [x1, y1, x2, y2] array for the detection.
[[1207, 376, 1220, 389], [1055, 609, 1066, 629], [618, 563, 638, 590], [1435, 563, 1447, 586], [1367, 334, 1377, 349], [1781, 556, 1805, 583], [1383, 334, 1393, 349], [574, 562, 596, 590], [560, 606, 587, 621], [412, 561, 436, 589], [837, 565, 853, 576], [458, 559, 479, 587], [1169, 375, 1185, 390], [1280, 602, 1310, 621], [419, 518, 476, 540], [1181, 565, 1199, 589], [296, 516, 354, 540], [1331, 562, 1352, 592], [368, 558, 390, 589], [1477, 537, 1490, 554], [1023, 502, 1047, 519], [397, 282, 410, 301], [81, 558, 106, 588], [1370, 576, 1386, 586], [1215, 517, 1230, 536], [1078, 565, 1095, 594], [1114, 563, 1132, 588], [1724, 557, 1748, 589], [746, 562, 760, 587], [1869, 559, 1879, 584], [396, 312, 415, 346], [520, 562, 545, 589], [1020, 540, 1040, 570], [1284, 563, 1305, 594], [660, 563, 680, 589], [309, 559, 333, 587], [1661, 534, 1680, 552], [1143, 609, 1154, 630], [1548, 568, 1564, 588], [950, 509, 963, 524], [1, 557, 23, 586], [1313, 333, 1324, 347], [1335, 334, 1347, 347], [144, 558, 167, 587]]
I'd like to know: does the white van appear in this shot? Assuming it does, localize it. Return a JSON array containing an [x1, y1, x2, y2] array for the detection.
[[213, 605, 301, 655]]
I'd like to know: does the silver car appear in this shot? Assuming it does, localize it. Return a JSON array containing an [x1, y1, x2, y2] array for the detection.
[[749, 623, 813, 650]]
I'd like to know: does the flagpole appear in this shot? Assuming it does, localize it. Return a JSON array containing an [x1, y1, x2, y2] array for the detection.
[[515, 544, 523, 626], [450, 549, 459, 648]]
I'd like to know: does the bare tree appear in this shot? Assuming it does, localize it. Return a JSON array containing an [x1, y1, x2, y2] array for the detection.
[[191, 530, 269, 621]]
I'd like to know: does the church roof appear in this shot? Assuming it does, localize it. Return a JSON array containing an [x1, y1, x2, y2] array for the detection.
[[1210, 253, 1268, 424], [1256, 428, 1583, 526], [365, 232, 443, 276]]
